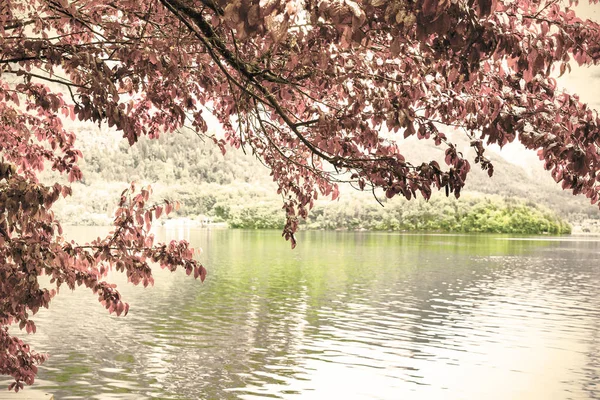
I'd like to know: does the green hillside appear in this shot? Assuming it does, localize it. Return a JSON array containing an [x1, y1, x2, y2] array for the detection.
[[45, 125, 593, 234]]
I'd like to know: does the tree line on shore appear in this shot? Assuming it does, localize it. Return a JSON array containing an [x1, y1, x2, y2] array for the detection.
[[40, 127, 571, 235], [53, 180, 571, 234]]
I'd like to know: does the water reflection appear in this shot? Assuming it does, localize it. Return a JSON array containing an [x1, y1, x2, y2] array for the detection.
[[6, 230, 600, 399]]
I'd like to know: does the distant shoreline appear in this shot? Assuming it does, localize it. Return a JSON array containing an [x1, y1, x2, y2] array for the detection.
[[63, 216, 575, 236]]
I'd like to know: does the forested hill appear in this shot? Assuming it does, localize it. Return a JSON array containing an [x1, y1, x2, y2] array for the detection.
[[76, 126, 273, 187], [396, 133, 596, 217], [48, 125, 596, 231]]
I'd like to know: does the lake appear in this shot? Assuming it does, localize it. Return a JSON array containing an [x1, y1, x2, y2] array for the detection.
[[7, 228, 600, 399]]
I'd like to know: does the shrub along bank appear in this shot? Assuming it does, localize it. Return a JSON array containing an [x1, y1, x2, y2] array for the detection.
[[55, 182, 570, 234]]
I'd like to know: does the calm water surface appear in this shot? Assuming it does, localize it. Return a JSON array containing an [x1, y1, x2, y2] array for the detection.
[[9, 229, 600, 399]]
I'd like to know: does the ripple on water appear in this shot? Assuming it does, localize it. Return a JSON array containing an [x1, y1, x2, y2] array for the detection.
[[12, 230, 600, 399]]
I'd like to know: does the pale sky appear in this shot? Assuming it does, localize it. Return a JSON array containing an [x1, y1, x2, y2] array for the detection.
[[489, 2, 600, 170], [561, 3, 600, 108]]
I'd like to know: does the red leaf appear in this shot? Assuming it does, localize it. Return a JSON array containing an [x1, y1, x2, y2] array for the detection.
[[331, 186, 340, 201], [422, 0, 438, 17], [199, 266, 207, 282]]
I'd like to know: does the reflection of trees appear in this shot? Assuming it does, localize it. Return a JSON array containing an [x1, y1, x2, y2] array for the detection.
[[98, 228, 316, 398], [289, 233, 515, 384], [25, 229, 600, 398]]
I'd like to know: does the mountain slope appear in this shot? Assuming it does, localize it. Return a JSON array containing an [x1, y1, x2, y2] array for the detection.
[[45, 125, 597, 228]]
